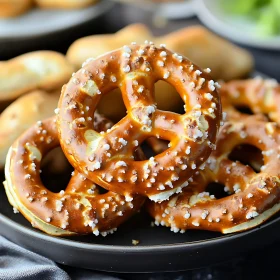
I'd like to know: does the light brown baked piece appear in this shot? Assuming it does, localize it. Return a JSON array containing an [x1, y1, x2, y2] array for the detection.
[[0, 0, 33, 18], [0, 51, 74, 102], [67, 24, 253, 80], [0, 90, 60, 168], [159, 25, 253, 81], [67, 24, 153, 68], [66, 24, 253, 121], [35, 0, 98, 9]]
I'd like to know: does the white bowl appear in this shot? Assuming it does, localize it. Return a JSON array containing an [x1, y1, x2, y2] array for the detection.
[[195, 0, 280, 50], [155, 0, 195, 19]]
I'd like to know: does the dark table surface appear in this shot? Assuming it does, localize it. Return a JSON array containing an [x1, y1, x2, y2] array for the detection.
[[1, 3, 280, 279]]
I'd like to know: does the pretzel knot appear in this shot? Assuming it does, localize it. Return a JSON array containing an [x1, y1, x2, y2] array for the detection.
[[220, 78, 280, 123], [147, 120, 280, 234], [57, 44, 222, 202], [4, 115, 145, 236]]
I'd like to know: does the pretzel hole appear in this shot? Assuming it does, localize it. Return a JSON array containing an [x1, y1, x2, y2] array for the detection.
[[41, 147, 73, 193], [205, 182, 230, 199], [228, 144, 264, 173], [135, 142, 156, 160], [155, 81, 184, 114], [146, 137, 169, 155], [234, 106, 254, 115], [97, 88, 126, 122], [98, 187, 108, 195]]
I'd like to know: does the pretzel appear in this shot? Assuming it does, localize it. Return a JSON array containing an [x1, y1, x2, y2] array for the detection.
[[4, 115, 145, 236], [220, 77, 280, 123], [35, 0, 98, 9], [221, 97, 268, 123], [146, 92, 266, 155], [0, 0, 32, 18], [57, 44, 222, 202], [147, 120, 280, 234], [66, 25, 252, 121], [0, 51, 74, 102], [0, 90, 61, 168], [67, 24, 156, 121]]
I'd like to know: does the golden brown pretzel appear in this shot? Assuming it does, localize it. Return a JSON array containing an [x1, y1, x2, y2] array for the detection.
[[0, 0, 33, 18], [220, 77, 280, 123], [0, 90, 60, 168], [67, 24, 253, 121], [4, 115, 145, 236], [147, 120, 280, 234], [67, 24, 160, 121], [220, 96, 268, 123], [35, 0, 98, 9], [57, 44, 222, 202], [0, 51, 74, 102], [146, 88, 267, 156]]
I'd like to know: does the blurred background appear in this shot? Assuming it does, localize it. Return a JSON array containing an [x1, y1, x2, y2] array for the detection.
[[0, 0, 279, 79]]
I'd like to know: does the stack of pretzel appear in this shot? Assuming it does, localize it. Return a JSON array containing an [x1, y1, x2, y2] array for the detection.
[[2, 24, 280, 237]]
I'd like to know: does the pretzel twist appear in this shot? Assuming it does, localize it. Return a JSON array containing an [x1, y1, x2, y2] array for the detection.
[[146, 91, 267, 155], [147, 120, 280, 234], [57, 44, 222, 202], [4, 115, 145, 236], [220, 77, 280, 123]]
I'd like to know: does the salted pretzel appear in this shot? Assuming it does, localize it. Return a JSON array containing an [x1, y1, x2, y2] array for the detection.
[[4, 114, 145, 236], [67, 24, 253, 121], [0, 51, 74, 102], [220, 77, 280, 123], [57, 44, 222, 202], [146, 92, 266, 156], [147, 120, 280, 234]]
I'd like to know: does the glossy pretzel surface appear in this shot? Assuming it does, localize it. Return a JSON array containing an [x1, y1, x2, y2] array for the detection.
[[57, 44, 222, 202], [147, 120, 280, 233], [4, 115, 144, 236]]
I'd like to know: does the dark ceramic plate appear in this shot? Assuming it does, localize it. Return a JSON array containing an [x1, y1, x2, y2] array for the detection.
[[0, 71, 278, 273], [1, 183, 280, 273]]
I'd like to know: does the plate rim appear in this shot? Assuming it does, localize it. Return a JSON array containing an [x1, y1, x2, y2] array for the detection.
[[1, 210, 279, 252]]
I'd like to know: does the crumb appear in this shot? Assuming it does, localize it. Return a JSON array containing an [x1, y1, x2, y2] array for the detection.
[[132, 239, 140, 245]]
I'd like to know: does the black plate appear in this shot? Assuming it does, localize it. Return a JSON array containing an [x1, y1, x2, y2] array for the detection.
[[0, 71, 276, 273], [1, 184, 280, 273]]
